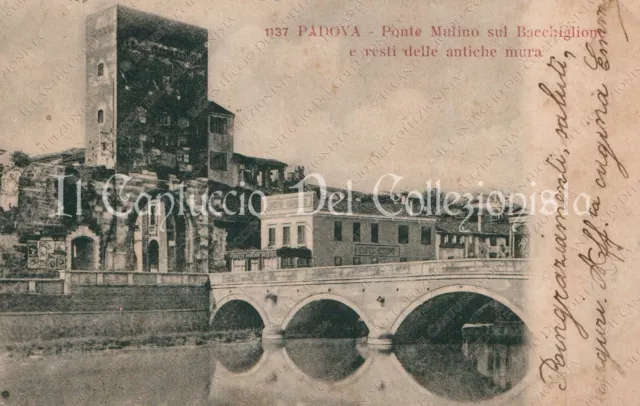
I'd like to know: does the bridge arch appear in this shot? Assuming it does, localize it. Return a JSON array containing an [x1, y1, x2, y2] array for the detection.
[[210, 294, 270, 328], [280, 293, 375, 333], [389, 284, 528, 335]]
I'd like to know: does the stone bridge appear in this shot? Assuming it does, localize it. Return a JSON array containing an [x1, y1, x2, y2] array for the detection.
[[209, 259, 530, 347]]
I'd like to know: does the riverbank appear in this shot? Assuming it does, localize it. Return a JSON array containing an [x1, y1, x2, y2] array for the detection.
[[2, 329, 261, 358]]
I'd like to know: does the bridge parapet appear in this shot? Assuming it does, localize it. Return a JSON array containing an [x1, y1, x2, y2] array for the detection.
[[209, 259, 530, 349], [209, 259, 529, 286]]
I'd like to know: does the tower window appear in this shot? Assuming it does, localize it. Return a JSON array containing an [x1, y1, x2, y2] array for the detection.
[[97, 110, 104, 124], [97, 63, 104, 77], [210, 152, 227, 171], [208, 115, 228, 135]]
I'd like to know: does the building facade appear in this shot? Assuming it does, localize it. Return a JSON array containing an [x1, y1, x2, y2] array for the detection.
[[229, 192, 438, 272], [435, 203, 529, 260]]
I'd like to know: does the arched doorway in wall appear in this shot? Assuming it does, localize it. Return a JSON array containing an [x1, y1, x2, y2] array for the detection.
[[71, 236, 95, 270], [130, 192, 194, 273], [147, 240, 159, 272]]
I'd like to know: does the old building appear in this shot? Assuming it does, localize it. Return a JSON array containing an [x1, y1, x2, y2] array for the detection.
[[228, 191, 438, 272], [0, 6, 283, 276], [231, 153, 290, 192], [435, 199, 529, 260], [0, 6, 531, 278], [436, 216, 511, 260]]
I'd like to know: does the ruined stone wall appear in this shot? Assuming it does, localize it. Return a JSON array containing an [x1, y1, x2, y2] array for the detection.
[[95, 173, 221, 272], [1, 159, 242, 273]]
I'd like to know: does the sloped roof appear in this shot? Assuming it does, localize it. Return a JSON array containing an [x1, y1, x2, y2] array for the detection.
[[436, 217, 511, 235], [232, 153, 288, 168], [207, 100, 234, 116], [316, 194, 435, 219], [30, 148, 85, 164]]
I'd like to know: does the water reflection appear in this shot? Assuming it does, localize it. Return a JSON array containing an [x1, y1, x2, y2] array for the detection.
[[210, 337, 527, 403], [285, 338, 366, 382], [1, 339, 528, 405], [213, 341, 264, 373], [463, 341, 528, 390], [395, 342, 528, 402]]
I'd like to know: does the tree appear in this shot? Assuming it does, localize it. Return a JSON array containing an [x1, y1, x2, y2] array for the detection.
[[10, 151, 30, 168], [0, 207, 18, 234]]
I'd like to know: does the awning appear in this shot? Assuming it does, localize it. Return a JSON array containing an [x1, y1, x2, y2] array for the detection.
[[276, 246, 312, 259]]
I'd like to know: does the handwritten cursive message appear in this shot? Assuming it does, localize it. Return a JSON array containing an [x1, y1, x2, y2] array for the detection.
[[579, 0, 628, 396], [538, 50, 591, 390], [538, 0, 630, 395]]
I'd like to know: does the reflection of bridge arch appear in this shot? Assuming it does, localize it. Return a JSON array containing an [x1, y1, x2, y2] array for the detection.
[[210, 294, 270, 327], [388, 347, 533, 406], [281, 293, 375, 333], [213, 348, 269, 379], [389, 284, 528, 335], [281, 345, 374, 387]]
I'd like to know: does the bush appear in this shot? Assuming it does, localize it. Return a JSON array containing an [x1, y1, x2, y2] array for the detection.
[[10, 151, 30, 168], [0, 207, 18, 234]]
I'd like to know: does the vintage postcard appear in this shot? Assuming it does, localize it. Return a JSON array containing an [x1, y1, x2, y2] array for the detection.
[[0, 0, 638, 404]]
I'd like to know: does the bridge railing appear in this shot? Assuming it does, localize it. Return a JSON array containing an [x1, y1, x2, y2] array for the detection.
[[57, 271, 210, 294], [208, 259, 530, 286]]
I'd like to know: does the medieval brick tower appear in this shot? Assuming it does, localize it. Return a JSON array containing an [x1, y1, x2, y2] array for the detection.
[[84, 5, 234, 181]]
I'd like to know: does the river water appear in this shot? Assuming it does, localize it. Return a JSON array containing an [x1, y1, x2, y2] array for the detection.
[[0, 339, 528, 405]]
